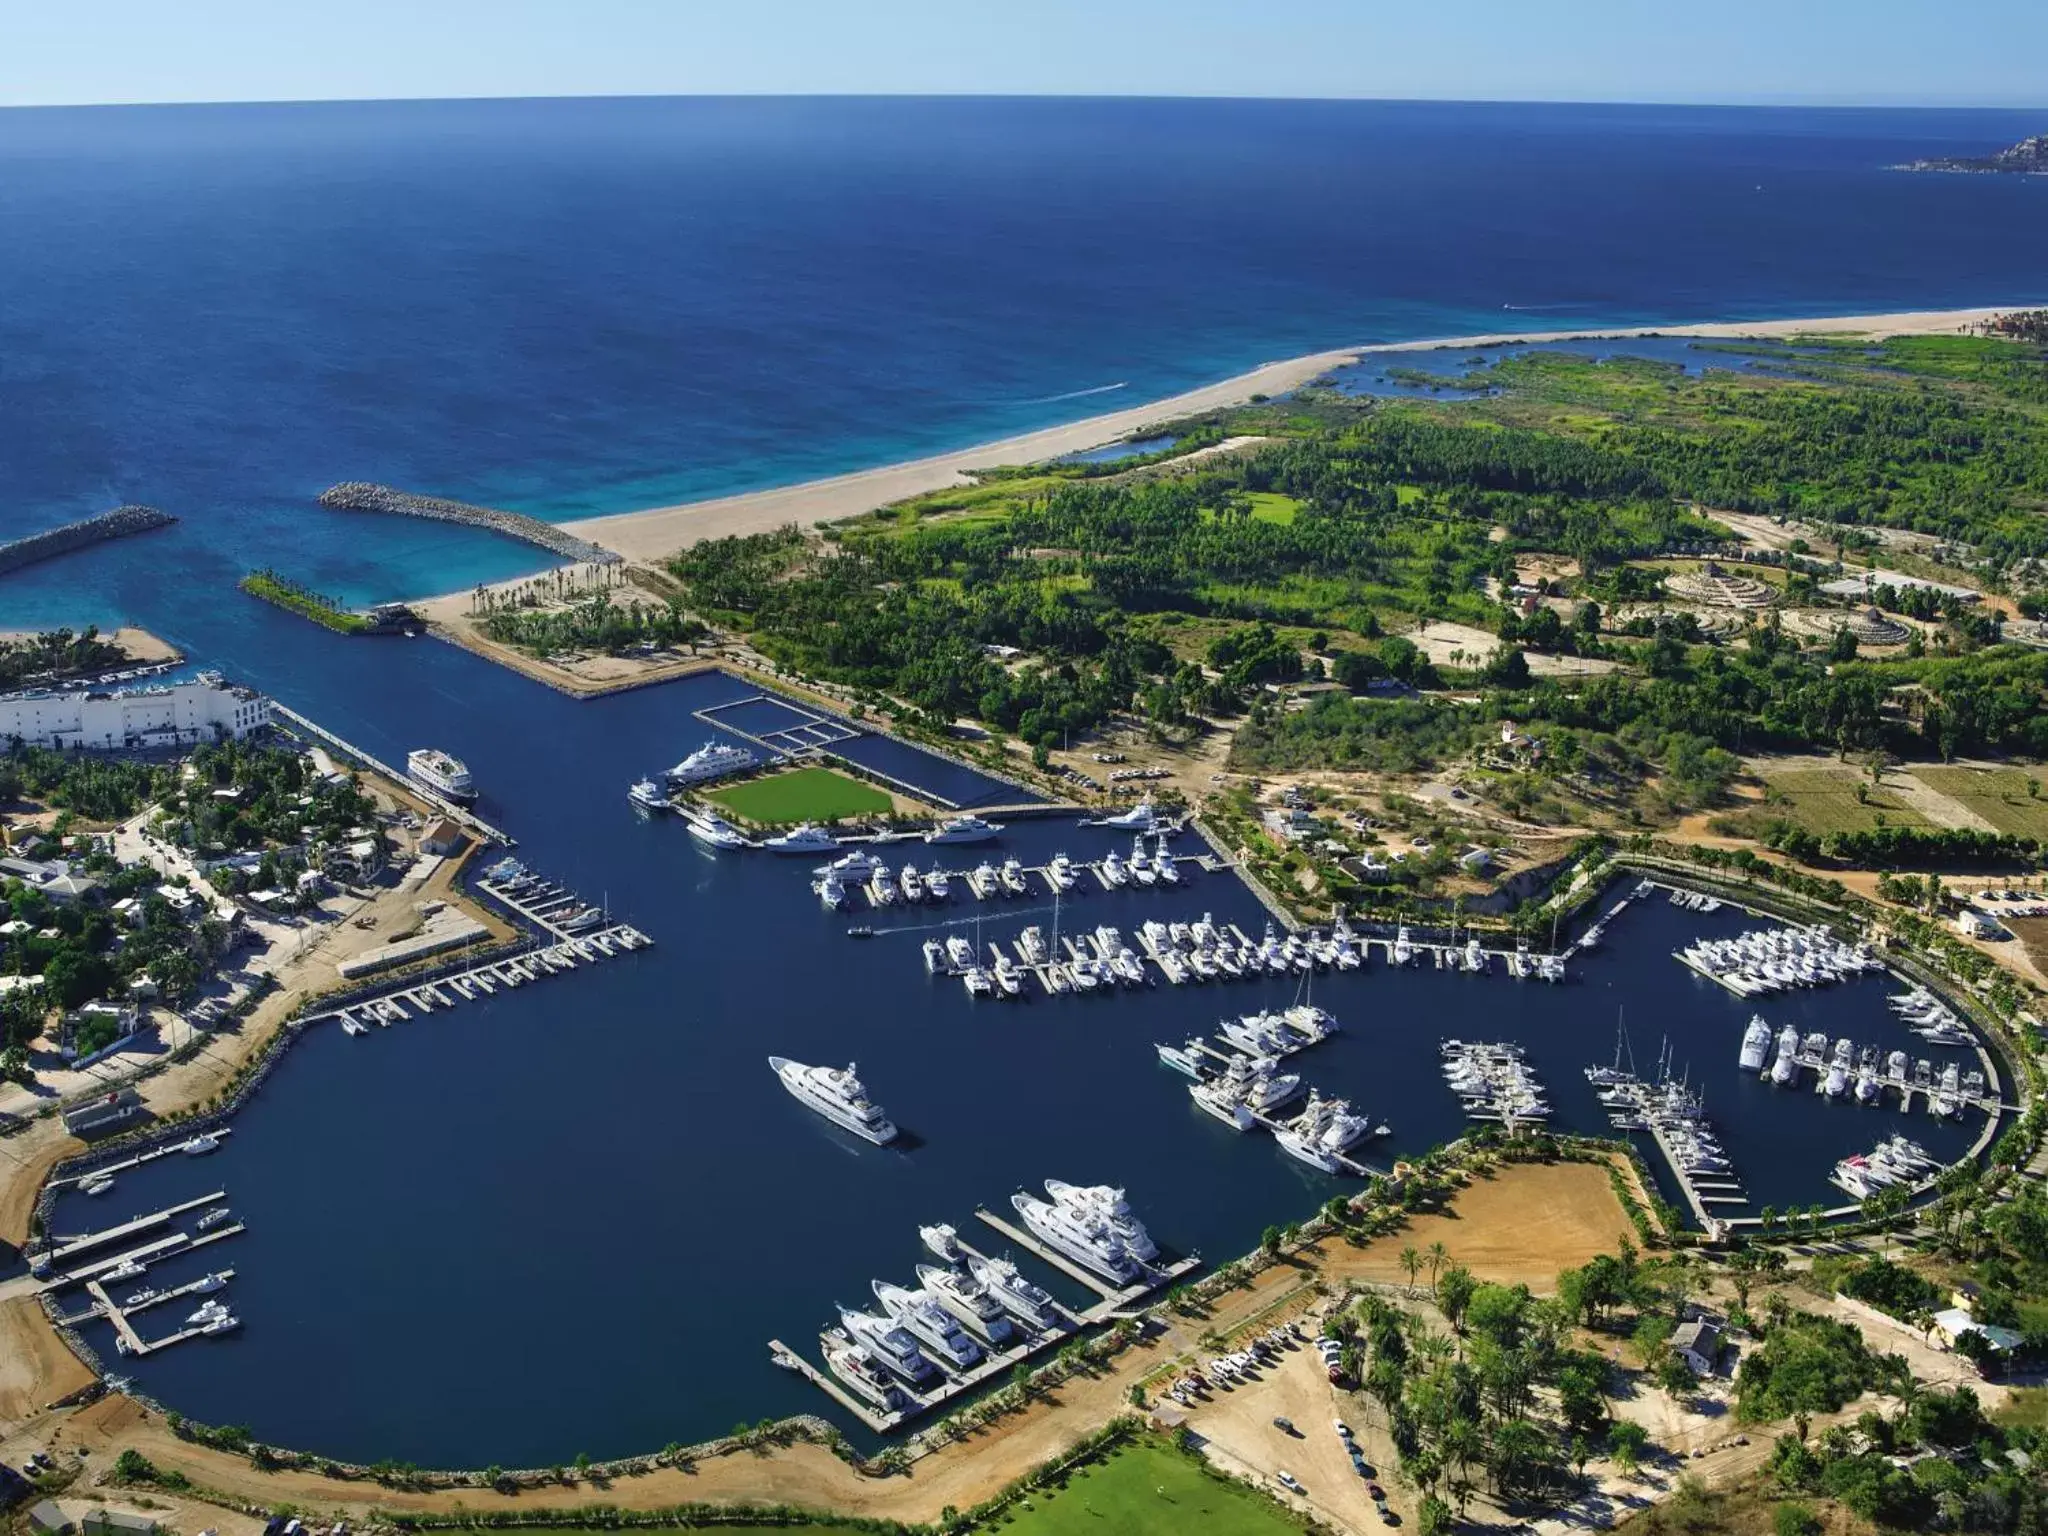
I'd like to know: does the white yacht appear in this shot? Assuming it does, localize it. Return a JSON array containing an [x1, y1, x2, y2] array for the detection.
[[999, 856, 1028, 896], [1769, 1024, 1801, 1085], [1155, 1037, 1208, 1078], [1281, 1004, 1339, 1043], [820, 1331, 911, 1411], [1130, 836, 1157, 886], [1011, 1191, 1142, 1284], [684, 810, 750, 850], [198, 1313, 240, 1336], [874, 1279, 983, 1369], [124, 1286, 164, 1308], [1275, 1091, 1373, 1173], [917, 1263, 1018, 1344], [80, 1174, 115, 1196], [1047, 852, 1078, 891], [188, 1299, 231, 1327], [820, 849, 884, 880], [837, 1304, 940, 1385], [180, 1133, 221, 1155], [627, 778, 668, 814], [926, 814, 1003, 845], [926, 867, 952, 900], [1103, 798, 1160, 831], [968, 1252, 1063, 1330], [195, 1207, 233, 1231], [1738, 1016, 1773, 1073], [923, 939, 948, 975], [816, 868, 848, 910], [666, 740, 759, 786], [1045, 1180, 1158, 1262], [991, 951, 1024, 997], [102, 1259, 146, 1282], [919, 1222, 962, 1263], [899, 863, 926, 903], [191, 1271, 229, 1293], [1099, 850, 1129, 888], [1018, 926, 1050, 965], [1154, 833, 1180, 884], [867, 863, 899, 906], [407, 747, 476, 802], [765, 823, 838, 855], [768, 1057, 899, 1144], [945, 934, 976, 971]]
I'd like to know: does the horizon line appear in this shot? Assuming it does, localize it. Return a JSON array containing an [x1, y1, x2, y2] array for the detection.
[[2, 88, 2045, 114]]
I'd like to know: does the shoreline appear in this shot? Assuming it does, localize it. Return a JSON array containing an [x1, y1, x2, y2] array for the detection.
[[550, 302, 2026, 565]]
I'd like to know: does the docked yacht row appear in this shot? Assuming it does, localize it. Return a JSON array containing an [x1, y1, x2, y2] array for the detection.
[[1888, 988, 1977, 1047], [1155, 1006, 1386, 1172], [1442, 1039, 1550, 1123], [1598, 1071, 1745, 1195], [803, 1185, 1158, 1412], [812, 841, 1011, 911], [1674, 924, 1881, 998], [813, 831, 1161, 911], [1753, 1020, 1978, 1117], [1832, 1135, 1940, 1200]]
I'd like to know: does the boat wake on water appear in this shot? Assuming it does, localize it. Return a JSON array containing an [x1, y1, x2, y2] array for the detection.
[[970, 381, 1130, 406]]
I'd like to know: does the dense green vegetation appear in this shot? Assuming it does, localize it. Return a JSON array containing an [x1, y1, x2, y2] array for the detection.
[[239, 569, 371, 634], [0, 627, 132, 691], [479, 593, 709, 657], [660, 332, 2048, 787], [157, 739, 379, 858], [0, 743, 161, 822]]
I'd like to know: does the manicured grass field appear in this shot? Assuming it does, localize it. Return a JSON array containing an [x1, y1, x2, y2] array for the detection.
[[1911, 767, 2048, 841], [1001, 1441, 1299, 1536], [706, 766, 892, 824], [1759, 769, 1931, 837]]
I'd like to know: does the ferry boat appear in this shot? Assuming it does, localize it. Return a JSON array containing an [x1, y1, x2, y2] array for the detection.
[[768, 1057, 899, 1144], [821, 1330, 911, 1411], [666, 739, 759, 785], [407, 748, 476, 802], [926, 814, 1003, 845], [1010, 1191, 1142, 1284], [1045, 1179, 1159, 1262], [967, 1252, 1063, 1330], [684, 810, 750, 850], [627, 778, 668, 814], [765, 823, 838, 855], [874, 1279, 983, 1368], [917, 1263, 1018, 1344], [836, 1305, 940, 1385]]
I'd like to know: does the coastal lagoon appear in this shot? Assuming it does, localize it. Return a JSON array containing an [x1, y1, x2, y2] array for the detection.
[[50, 670, 1988, 1468]]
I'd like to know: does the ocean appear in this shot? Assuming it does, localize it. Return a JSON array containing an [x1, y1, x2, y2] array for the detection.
[[2, 96, 2039, 1466]]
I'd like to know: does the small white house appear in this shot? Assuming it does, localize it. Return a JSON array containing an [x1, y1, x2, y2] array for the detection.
[[1957, 909, 2007, 941], [1671, 1319, 1723, 1375]]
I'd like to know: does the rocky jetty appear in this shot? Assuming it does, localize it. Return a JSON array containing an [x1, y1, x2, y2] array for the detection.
[[0, 505, 176, 579], [1898, 134, 2048, 174], [318, 482, 620, 565]]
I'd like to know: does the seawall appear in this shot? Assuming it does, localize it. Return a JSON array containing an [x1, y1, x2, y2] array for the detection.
[[319, 482, 620, 566], [0, 506, 176, 579]]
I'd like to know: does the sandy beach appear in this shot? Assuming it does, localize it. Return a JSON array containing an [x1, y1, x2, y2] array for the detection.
[[559, 304, 2020, 563]]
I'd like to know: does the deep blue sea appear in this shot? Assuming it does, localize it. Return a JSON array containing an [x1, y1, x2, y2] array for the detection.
[[3, 96, 2042, 1466]]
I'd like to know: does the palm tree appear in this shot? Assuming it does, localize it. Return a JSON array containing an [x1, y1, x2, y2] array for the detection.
[[1426, 1240, 1449, 1288], [1399, 1245, 1422, 1295]]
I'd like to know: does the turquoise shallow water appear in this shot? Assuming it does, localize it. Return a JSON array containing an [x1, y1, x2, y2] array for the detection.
[[0, 95, 2036, 1467]]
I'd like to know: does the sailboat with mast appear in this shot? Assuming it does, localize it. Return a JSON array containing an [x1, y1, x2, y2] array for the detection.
[[1585, 1009, 1636, 1086]]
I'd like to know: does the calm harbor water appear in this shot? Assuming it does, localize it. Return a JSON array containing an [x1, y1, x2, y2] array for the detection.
[[52, 675, 1986, 1466], [3, 94, 2034, 1468]]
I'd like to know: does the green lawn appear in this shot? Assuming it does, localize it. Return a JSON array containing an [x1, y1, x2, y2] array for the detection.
[[706, 766, 892, 824], [1000, 1441, 1299, 1536], [1997, 1386, 2048, 1430]]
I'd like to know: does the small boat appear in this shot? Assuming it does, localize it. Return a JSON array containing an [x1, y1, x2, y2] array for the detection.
[[196, 1207, 233, 1231], [846, 925, 875, 939], [79, 1174, 116, 1196], [920, 1223, 962, 1263], [180, 1133, 221, 1156], [1155, 1037, 1208, 1078], [102, 1259, 147, 1282]]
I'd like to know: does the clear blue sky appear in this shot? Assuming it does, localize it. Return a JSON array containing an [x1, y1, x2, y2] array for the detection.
[[6, 0, 2045, 109]]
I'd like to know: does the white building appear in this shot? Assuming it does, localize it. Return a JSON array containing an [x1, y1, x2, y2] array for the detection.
[[0, 674, 269, 751]]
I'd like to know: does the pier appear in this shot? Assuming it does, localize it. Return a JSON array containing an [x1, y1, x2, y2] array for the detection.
[[55, 1268, 235, 1328], [38, 1220, 244, 1293], [271, 703, 513, 845], [57, 1129, 233, 1192], [32, 1190, 226, 1272], [319, 482, 618, 565], [305, 925, 650, 1035]]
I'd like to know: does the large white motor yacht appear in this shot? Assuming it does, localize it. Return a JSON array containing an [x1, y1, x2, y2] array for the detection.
[[1044, 1179, 1158, 1261], [765, 823, 839, 855], [1010, 1191, 1142, 1284], [926, 814, 1004, 844], [666, 739, 759, 785], [768, 1057, 899, 1143]]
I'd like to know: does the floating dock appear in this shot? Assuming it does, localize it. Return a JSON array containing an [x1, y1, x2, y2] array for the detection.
[[32, 1190, 226, 1272], [56, 1130, 234, 1192], [974, 1206, 1201, 1312]]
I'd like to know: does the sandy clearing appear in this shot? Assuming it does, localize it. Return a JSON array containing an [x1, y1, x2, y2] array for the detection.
[[0, 1296, 94, 1433], [544, 306, 2020, 565], [1883, 771, 2000, 833]]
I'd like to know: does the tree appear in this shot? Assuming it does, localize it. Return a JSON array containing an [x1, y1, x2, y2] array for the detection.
[[1426, 1240, 1449, 1288], [1262, 1225, 1284, 1260], [1609, 1418, 1649, 1477], [1417, 1493, 1453, 1536], [1774, 1502, 1821, 1536], [1436, 1264, 1478, 1335], [1400, 1245, 1423, 1294]]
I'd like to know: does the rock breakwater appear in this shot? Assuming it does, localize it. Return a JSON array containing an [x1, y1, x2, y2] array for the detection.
[[0, 505, 176, 578], [319, 482, 620, 565]]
